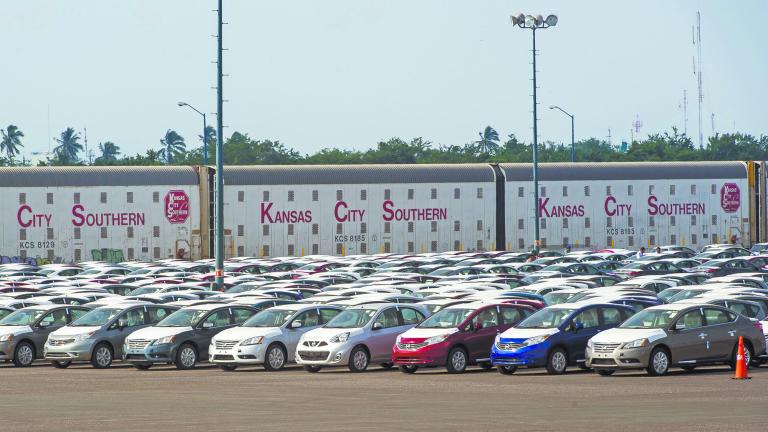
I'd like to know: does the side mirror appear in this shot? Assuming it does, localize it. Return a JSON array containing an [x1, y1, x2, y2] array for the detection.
[[474, 322, 483, 331], [371, 322, 383, 331], [202, 322, 214, 329], [673, 322, 685, 331], [117, 320, 127, 330], [572, 322, 584, 332], [290, 321, 303, 329], [38, 321, 50, 328]]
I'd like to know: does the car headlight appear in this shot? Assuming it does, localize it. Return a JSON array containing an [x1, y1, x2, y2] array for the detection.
[[622, 338, 649, 349], [329, 332, 350, 343], [524, 334, 551, 346], [240, 336, 264, 346], [0, 334, 13, 343], [423, 334, 451, 346], [72, 332, 95, 343], [153, 335, 176, 345], [587, 339, 594, 349]]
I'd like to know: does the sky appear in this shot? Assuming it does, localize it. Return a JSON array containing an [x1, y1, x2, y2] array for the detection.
[[1, 0, 767, 160]]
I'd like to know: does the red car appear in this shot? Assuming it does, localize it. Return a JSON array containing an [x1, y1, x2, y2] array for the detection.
[[392, 302, 536, 374]]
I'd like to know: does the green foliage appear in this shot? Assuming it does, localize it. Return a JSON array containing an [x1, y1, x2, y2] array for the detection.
[[0, 125, 24, 161], [53, 127, 83, 164], [94, 141, 121, 164], [159, 129, 186, 164]]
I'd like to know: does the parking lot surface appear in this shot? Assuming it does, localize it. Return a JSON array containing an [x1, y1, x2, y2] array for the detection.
[[1, 362, 764, 432]]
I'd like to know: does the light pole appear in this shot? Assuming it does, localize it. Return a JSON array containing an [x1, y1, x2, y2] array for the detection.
[[214, 0, 225, 290], [510, 13, 558, 254], [177, 102, 208, 164], [550, 105, 574, 162]]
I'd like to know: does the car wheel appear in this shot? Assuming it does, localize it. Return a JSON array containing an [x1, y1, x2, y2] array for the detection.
[[91, 343, 113, 369], [647, 347, 670, 376], [596, 369, 615, 376], [263, 343, 287, 372], [379, 362, 394, 370], [133, 363, 152, 370], [680, 365, 696, 373], [730, 341, 753, 371], [399, 365, 418, 374], [446, 347, 468, 374], [51, 360, 71, 369], [497, 365, 517, 375], [546, 348, 568, 375], [175, 343, 197, 370], [13, 341, 35, 367], [348, 346, 370, 372], [219, 364, 238, 371], [303, 365, 322, 373]]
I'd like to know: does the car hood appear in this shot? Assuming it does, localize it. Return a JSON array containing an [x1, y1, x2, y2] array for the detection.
[[127, 326, 192, 340], [302, 327, 363, 342], [0, 325, 32, 337], [398, 327, 458, 343], [498, 327, 559, 341], [52, 326, 102, 337], [213, 326, 282, 342], [590, 328, 667, 344]]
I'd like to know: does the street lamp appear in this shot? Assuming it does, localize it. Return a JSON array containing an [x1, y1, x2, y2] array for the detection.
[[510, 13, 558, 254], [550, 105, 575, 162], [177, 102, 209, 164]]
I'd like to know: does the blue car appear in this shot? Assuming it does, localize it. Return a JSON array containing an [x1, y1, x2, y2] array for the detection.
[[490, 303, 635, 375]]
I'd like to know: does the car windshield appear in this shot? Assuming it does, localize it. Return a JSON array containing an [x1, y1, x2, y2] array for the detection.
[[666, 289, 707, 303], [429, 268, 455, 276], [657, 288, 682, 302], [517, 308, 574, 329], [71, 308, 121, 327], [243, 309, 295, 327], [541, 264, 568, 272], [418, 309, 473, 329], [129, 287, 161, 296], [225, 285, 260, 294], [620, 309, 678, 329], [543, 291, 580, 305], [622, 263, 646, 269], [0, 309, 46, 326], [156, 309, 209, 327], [0, 309, 13, 320], [325, 309, 376, 329]]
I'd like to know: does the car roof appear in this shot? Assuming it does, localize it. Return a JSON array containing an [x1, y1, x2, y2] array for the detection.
[[271, 303, 342, 312]]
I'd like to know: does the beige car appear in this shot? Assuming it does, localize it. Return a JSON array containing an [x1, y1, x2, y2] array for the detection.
[[585, 303, 766, 376]]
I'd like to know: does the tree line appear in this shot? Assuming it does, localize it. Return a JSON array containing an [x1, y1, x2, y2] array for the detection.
[[1, 124, 767, 167]]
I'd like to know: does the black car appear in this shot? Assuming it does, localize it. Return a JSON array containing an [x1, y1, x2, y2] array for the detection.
[[692, 258, 762, 277], [613, 261, 684, 279]]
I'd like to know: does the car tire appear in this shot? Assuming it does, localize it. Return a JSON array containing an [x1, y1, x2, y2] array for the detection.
[[647, 347, 670, 376], [133, 363, 152, 370], [175, 343, 197, 370], [546, 348, 568, 375], [303, 365, 322, 373], [399, 365, 418, 374], [13, 341, 35, 367], [497, 365, 517, 375], [263, 343, 287, 372], [446, 347, 468, 374], [348, 346, 370, 372], [91, 343, 113, 369], [730, 341, 753, 371], [596, 369, 615, 376], [51, 360, 71, 369], [379, 362, 394, 370], [219, 364, 238, 371]]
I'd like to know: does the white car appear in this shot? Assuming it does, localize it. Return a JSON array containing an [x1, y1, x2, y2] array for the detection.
[[296, 303, 429, 373], [209, 304, 343, 371]]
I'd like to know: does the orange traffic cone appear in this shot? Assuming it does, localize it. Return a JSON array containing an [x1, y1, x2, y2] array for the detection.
[[732, 336, 751, 380]]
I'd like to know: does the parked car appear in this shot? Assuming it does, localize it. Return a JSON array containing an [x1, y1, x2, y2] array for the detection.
[[209, 304, 343, 371], [586, 303, 767, 376], [296, 303, 429, 372]]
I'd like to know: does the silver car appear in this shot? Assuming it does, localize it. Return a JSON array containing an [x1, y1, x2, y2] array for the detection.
[[209, 304, 343, 371], [44, 302, 179, 368], [296, 303, 429, 372]]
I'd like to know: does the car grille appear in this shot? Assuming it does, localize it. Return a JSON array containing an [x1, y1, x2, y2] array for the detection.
[[496, 342, 523, 351], [302, 341, 328, 348], [397, 342, 427, 350], [127, 339, 151, 350], [48, 338, 75, 346], [592, 343, 621, 354], [46, 352, 72, 358], [590, 358, 617, 365], [297, 351, 330, 361], [215, 340, 238, 350], [214, 354, 235, 361]]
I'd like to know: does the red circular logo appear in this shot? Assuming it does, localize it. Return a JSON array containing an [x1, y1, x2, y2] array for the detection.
[[165, 190, 190, 223], [720, 183, 740, 213]]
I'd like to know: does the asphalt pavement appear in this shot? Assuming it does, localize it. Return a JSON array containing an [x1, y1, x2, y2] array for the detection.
[[0, 362, 765, 432]]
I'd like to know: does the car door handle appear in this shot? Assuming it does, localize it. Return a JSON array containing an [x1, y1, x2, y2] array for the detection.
[[698, 333, 708, 339], [727, 330, 736, 337]]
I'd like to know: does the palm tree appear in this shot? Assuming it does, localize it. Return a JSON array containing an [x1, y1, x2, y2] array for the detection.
[[199, 125, 216, 147], [53, 128, 83, 163], [98, 141, 121, 161], [0, 125, 24, 161], [474, 126, 500, 155], [158, 129, 186, 164]]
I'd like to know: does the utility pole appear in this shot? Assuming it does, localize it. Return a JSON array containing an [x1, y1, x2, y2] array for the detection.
[[214, 0, 225, 290], [693, 11, 703, 148]]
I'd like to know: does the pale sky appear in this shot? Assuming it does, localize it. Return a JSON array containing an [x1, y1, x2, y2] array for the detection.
[[2, 0, 766, 160]]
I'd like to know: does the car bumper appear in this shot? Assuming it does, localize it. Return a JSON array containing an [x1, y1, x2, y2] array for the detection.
[[490, 343, 548, 367], [585, 346, 649, 369], [295, 342, 349, 366], [122, 343, 175, 364], [44, 341, 96, 361], [0, 341, 15, 360], [392, 344, 448, 366], [209, 344, 265, 365]]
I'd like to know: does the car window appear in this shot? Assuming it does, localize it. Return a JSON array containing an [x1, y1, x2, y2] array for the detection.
[[41, 309, 68, 326], [252, 302, 276, 313], [147, 307, 171, 323], [678, 309, 704, 329], [319, 308, 341, 324], [601, 307, 623, 326], [374, 308, 400, 329], [399, 307, 425, 325], [573, 308, 599, 328], [704, 308, 731, 325], [120, 309, 145, 327], [500, 307, 523, 324], [293, 309, 320, 327], [203, 310, 231, 328], [472, 308, 499, 328], [69, 308, 88, 322], [232, 308, 255, 324]]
